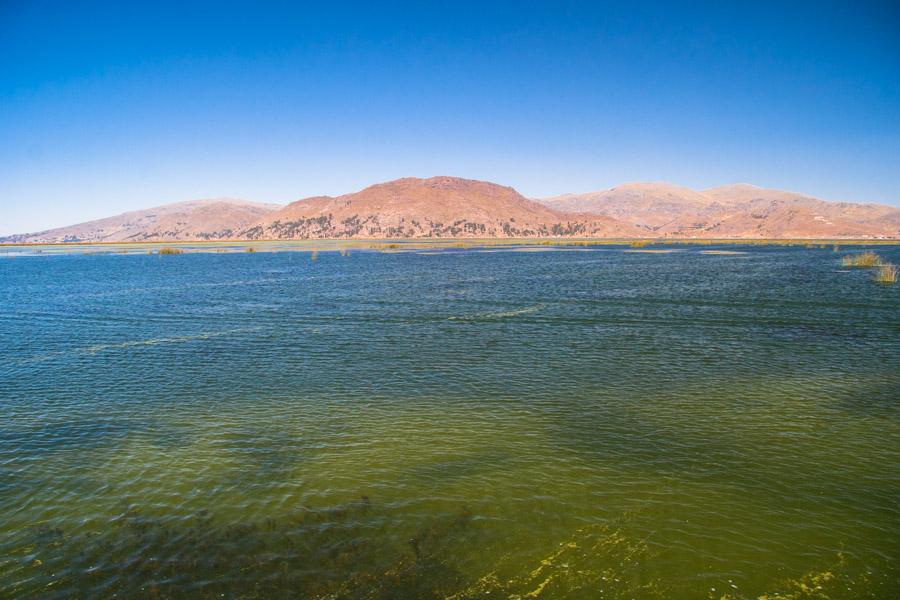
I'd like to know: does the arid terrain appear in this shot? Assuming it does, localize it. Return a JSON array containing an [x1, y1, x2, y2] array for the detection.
[[1, 198, 280, 244], [4, 177, 898, 243], [540, 182, 900, 239]]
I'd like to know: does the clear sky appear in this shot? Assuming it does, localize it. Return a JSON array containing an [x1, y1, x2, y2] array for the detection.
[[1, 1, 898, 235]]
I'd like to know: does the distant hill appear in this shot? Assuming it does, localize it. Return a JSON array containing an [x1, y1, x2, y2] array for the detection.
[[1, 199, 280, 244], [3, 178, 898, 242], [239, 176, 641, 239], [539, 182, 900, 238]]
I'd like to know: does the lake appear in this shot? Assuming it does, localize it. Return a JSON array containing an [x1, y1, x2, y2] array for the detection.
[[1, 243, 898, 599]]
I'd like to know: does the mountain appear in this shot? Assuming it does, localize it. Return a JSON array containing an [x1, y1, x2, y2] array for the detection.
[[539, 183, 900, 238], [3, 178, 898, 243], [239, 176, 641, 239], [1, 199, 280, 244]]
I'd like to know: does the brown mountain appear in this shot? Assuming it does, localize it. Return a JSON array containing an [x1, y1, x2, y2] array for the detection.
[[539, 183, 900, 238], [4, 178, 898, 243], [239, 176, 641, 239], [2, 198, 280, 244]]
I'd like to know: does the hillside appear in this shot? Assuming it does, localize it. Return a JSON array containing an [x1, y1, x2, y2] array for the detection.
[[2, 199, 280, 243], [239, 176, 641, 239], [539, 183, 900, 238], [3, 178, 898, 243]]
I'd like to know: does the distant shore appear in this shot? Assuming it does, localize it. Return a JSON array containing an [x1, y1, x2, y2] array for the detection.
[[2, 237, 899, 256]]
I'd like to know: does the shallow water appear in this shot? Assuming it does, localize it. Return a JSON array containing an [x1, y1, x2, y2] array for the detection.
[[1, 244, 898, 599]]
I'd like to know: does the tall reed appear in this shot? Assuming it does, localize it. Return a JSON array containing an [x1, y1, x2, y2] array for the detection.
[[873, 264, 898, 284], [841, 252, 881, 268]]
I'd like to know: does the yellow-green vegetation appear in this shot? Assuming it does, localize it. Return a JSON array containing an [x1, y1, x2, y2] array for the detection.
[[448, 523, 663, 599], [873, 264, 898, 284], [158, 247, 184, 255], [841, 251, 881, 267], [712, 553, 875, 600], [339, 247, 350, 256], [245, 247, 257, 253], [630, 240, 650, 248]]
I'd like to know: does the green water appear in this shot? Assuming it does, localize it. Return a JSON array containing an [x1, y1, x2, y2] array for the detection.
[[1, 244, 898, 598]]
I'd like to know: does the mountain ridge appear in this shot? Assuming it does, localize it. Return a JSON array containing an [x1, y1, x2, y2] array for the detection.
[[3, 177, 898, 243], [1, 198, 280, 244], [538, 182, 900, 238], [239, 176, 641, 239]]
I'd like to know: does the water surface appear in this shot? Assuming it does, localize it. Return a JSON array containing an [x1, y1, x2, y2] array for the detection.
[[1, 244, 898, 598]]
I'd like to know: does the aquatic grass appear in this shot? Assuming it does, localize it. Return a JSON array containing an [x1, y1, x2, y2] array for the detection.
[[245, 247, 256, 253], [448, 522, 664, 599], [841, 251, 881, 268], [873, 264, 898, 284], [714, 552, 879, 600], [630, 240, 650, 248], [158, 247, 184, 255], [340, 247, 350, 256]]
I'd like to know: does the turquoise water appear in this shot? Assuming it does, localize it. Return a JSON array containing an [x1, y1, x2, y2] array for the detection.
[[1, 244, 898, 599]]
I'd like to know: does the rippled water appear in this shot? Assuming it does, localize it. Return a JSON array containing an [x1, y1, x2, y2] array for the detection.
[[1, 244, 898, 599]]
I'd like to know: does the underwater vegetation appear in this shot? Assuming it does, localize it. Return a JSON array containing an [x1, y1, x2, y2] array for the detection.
[[5, 497, 472, 599], [7, 497, 884, 600], [446, 522, 664, 600], [4, 498, 662, 599], [712, 553, 880, 600]]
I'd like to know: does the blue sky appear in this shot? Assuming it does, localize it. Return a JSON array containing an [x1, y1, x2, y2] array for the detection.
[[1, 1, 898, 235]]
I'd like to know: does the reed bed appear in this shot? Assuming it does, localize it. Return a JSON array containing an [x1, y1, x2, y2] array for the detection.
[[873, 264, 898, 284], [841, 251, 882, 268], [158, 247, 184, 255]]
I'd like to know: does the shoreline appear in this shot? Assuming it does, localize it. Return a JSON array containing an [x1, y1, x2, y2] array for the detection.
[[2, 236, 899, 251]]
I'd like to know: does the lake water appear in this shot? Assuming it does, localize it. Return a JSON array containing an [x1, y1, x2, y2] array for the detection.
[[1, 244, 898, 599]]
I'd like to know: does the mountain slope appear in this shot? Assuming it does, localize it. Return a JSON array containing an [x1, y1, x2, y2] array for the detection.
[[4, 178, 898, 242], [539, 183, 900, 238], [240, 176, 642, 239], [1, 199, 281, 243]]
